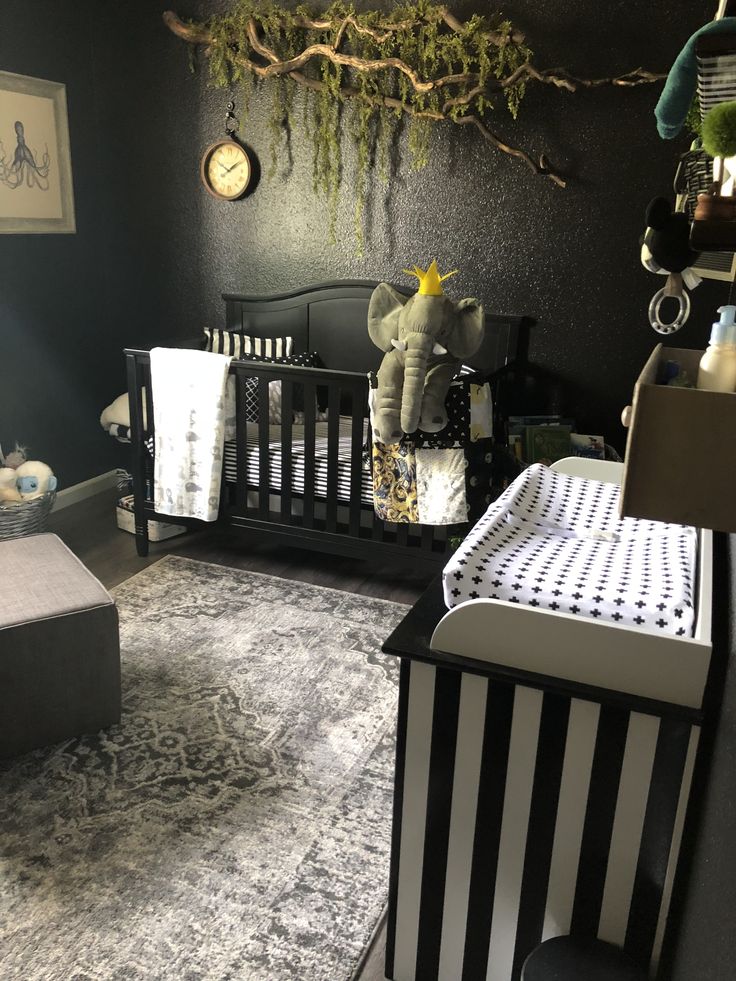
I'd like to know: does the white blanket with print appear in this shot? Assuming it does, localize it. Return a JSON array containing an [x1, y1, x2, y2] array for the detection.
[[443, 464, 698, 638], [151, 347, 233, 522]]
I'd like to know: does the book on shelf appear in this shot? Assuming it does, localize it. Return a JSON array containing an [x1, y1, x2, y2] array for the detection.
[[506, 415, 573, 465], [570, 433, 605, 460], [524, 425, 572, 464]]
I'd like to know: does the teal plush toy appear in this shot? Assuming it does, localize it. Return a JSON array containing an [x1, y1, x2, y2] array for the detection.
[[655, 18, 736, 139]]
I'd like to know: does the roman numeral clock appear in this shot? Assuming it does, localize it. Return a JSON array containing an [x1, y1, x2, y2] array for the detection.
[[200, 101, 253, 201]]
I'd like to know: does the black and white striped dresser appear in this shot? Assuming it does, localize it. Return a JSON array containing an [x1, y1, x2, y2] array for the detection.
[[382, 530, 715, 981]]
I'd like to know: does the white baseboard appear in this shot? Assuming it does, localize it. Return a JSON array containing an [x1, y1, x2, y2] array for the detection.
[[53, 470, 119, 512]]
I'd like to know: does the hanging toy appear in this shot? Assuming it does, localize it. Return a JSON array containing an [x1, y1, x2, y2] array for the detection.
[[640, 197, 702, 334]]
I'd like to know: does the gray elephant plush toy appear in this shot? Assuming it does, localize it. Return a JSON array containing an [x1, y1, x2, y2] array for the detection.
[[367, 261, 484, 442]]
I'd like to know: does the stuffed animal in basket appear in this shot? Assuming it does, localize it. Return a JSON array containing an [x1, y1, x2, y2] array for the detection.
[[0, 468, 21, 504], [15, 461, 57, 500], [367, 261, 484, 442], [0, 454, 56, 506]]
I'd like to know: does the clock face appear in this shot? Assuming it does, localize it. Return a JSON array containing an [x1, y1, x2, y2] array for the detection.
[[201, 140, 252, 200]]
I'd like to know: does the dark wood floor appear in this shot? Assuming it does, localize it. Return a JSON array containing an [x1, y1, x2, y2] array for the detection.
[[49, 490, 434, 981], [50, 488, 432, 605]]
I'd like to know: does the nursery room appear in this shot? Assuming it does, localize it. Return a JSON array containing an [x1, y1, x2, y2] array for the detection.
[[2, 0, 736, 979]]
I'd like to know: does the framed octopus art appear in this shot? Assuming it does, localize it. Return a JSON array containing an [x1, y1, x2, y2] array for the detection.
[[0, 70, 75, 234]]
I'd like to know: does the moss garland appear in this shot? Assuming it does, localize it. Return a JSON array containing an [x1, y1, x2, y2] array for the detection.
[[164, 1, 666, 248]]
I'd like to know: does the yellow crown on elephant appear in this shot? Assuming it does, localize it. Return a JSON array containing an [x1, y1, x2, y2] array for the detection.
[[403, 259, 458, 297]]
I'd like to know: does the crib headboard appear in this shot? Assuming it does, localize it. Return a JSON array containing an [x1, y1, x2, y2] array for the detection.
[[222, 280, 532, 375]]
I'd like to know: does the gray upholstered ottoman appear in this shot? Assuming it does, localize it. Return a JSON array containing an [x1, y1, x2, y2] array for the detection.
[[0, 533, 120, 757]]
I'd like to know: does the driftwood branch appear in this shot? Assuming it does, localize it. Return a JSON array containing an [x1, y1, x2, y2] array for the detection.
[[453, 115, 566, 187], [162, 9, 665, 188], [163, 12, 663, 96], [293, 9, 525, 46], [163, 12, 210, 45], [246, 17, 446, 121]]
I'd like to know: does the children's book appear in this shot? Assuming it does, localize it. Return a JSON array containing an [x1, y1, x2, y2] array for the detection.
[[570, 433, 605, 459], [508, 433, 524, 461], [525, 425, 572, 464]]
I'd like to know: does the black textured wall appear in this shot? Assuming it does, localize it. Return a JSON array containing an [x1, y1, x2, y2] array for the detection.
[[103, 0, 723, 456], [0, 1, 725, 475]]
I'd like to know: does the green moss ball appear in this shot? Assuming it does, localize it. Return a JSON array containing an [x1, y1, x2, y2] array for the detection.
[[702, 102, 736, 158]]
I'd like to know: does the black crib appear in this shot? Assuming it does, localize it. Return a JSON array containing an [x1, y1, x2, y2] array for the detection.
[[124, 280, 532, 568]]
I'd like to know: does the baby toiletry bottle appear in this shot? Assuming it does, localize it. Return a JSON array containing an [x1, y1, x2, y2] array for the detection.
[[697, 305, 736, 392]]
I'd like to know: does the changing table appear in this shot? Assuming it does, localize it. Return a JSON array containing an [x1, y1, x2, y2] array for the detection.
[[381, 458, 715, 981]]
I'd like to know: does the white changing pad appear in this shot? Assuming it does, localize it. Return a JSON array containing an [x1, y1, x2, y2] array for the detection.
[[443, 464, 698, 638]]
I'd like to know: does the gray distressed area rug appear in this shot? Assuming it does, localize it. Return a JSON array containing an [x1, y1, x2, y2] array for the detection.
[[0, 556, 408, 981]]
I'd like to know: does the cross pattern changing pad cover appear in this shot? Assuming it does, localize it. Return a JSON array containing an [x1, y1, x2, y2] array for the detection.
[[443, 464, 698, 638]]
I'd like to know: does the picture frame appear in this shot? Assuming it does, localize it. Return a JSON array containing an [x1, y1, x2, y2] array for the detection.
[[0, 70, 75, 234]]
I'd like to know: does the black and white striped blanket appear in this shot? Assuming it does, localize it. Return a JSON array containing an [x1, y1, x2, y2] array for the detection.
[[109, 418, 373, 507], [223, 419, 373, 506]]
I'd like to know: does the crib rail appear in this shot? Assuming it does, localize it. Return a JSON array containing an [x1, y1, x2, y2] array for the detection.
[[124, 350, 450, 566]]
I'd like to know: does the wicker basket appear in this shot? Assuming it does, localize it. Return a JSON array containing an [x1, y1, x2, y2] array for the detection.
[[0, 491, 57, 541]]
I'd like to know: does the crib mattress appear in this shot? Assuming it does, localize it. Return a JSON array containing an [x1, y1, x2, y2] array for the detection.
[[443, 463, 698, 638], [223, 418, 374, 506]]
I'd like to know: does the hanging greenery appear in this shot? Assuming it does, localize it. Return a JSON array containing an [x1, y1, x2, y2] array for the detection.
[[686, 96, 703, 140], [164, 2, 665, 244]]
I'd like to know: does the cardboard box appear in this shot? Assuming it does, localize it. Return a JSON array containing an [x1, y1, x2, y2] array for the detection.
[[116, 495, 186, 542], [620, 345, 736, 532]]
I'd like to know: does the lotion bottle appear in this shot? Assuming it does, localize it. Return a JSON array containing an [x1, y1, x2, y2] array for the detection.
[[697, 304, 736, 392]]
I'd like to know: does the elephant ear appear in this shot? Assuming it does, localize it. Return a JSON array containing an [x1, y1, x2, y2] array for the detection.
[[447, 297, 484, 360], [368, 283, 408, 352]]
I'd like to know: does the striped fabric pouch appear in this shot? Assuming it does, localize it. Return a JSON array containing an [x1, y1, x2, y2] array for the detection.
[[203, 330, 294, 359]]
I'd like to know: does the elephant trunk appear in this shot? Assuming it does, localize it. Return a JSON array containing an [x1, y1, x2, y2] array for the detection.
[[401, 331, 433, 434]]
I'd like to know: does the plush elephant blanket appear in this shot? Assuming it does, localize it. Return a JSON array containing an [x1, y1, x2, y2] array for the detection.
[[151, 347, 233, 522]]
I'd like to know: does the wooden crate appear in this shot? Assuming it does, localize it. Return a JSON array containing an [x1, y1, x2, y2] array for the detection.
[[620, 345, 736, 532]]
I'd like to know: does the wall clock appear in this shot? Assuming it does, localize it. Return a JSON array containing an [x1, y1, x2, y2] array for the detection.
[[200, 138, 252, 200]]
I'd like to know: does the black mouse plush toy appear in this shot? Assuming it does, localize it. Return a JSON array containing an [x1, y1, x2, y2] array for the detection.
[[640, 197, 701, 334]]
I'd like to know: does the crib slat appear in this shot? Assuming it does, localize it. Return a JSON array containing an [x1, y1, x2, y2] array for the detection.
[[303, 381, 316, 528], [368, 418, 384, 541], [421, 522, 435, 554], [125, 354, 150, 553], [258, 376, 269, 520], [349, 388, 365, 539], [372, 512, 385, 541], [326, 385, 340, 533], [144, 378, 154, 449], [235, 374, 249, 512], [280, 378, 293, 523]]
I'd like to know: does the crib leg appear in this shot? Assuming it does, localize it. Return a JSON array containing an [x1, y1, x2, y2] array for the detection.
[[135, 520, 149, 557]]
